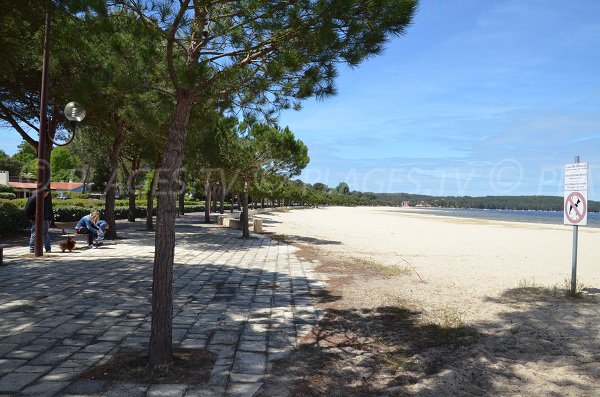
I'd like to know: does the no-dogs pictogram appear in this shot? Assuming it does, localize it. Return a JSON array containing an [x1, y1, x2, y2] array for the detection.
[[564, 191, 587, 225]]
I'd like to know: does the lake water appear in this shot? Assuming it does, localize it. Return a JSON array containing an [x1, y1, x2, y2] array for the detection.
[[400, 207, 600, 228]]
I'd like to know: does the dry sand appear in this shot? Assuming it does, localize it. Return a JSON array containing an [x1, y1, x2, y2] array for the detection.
[[256, 206, 600, 396]]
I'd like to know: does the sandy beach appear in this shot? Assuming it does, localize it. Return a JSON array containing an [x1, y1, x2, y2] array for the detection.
[[256, 206, 600, 396]]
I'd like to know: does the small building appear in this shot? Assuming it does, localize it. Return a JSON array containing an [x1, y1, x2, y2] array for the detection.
[[0, 171, 84, 198]]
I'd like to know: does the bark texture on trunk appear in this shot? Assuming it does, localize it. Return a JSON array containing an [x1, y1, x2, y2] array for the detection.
[[178, 170, 187, 216], [242, 180, 250, 238], [212, 184, 218, 213], [219, 180, 225, 214], [81, 164, 90, 194], [149, 92, 194, 367], [104, 125, 127, 240], [127, 157, 140, 222], [146, 160, 160, 230], [204, 176, 211, 224]]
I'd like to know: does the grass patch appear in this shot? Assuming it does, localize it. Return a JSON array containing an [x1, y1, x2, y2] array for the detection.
[[562, 278, 586, 299], [352, 257, 411, 278], [420, 307, 479, 346], [505, 278, 595, 301]]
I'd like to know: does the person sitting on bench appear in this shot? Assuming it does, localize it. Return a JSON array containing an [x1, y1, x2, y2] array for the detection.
[[75, 211, 102, 247]]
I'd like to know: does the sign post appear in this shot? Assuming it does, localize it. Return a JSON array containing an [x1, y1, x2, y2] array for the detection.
[[564, 156, 588, 296]]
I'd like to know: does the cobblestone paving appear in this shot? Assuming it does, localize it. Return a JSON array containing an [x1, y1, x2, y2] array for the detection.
[[0, 214, 323, 396]]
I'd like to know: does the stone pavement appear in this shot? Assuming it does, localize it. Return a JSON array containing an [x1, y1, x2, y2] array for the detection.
[[0, 213, 324, 396]]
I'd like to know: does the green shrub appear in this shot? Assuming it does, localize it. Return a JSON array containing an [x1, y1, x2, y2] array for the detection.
[[53, 199, 103, 209], [52, 206, 93, 222], [0, 200, 17, 210], [0, 192, 16, 200], [0, 185, 14, 194], [0, 200, 28, 236], [12, 198, 28, 208], [183, 205, 204, 213], [0, 202, 207, 234]]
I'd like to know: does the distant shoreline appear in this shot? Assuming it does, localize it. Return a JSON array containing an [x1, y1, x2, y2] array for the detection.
[[387, 206, 600, 228]]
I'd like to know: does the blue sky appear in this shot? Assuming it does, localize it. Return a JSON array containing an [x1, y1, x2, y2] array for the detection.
[[277, 0, 600, 199], [2, 0, 599, 199]]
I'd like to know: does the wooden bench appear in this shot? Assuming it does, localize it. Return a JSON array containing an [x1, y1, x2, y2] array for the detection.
[[53, 221, 92, 246], [54, 221, 78, 235]]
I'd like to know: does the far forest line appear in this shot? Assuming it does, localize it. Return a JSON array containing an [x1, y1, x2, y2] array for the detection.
[[372, 193, 600, 212]]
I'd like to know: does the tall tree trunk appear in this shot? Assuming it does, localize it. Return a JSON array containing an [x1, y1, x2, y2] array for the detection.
[[81, 163, 91, 194], [149, 92, 193, 367], [146, 162, 160, 230], [261, 197, 265, 209], [178, 170, 187, 216], [127, 157, 140, 222], [204, 176, 211, 223], [242, 179, 250, 238], [219, 178, 225, 214], [104, 124, 127, 240], [212, 183, 218, 213]]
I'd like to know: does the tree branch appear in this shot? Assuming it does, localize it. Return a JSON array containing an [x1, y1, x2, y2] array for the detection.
[[0, 103, 38, 149]]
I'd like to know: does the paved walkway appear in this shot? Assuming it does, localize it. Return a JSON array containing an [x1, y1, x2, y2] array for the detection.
[[0, 213, 323, 396]]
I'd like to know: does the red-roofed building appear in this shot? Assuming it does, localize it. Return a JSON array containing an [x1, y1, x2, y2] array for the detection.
[[0, 171, 84, 198]]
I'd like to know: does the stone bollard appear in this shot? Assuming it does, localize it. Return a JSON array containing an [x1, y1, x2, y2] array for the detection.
[[253, 218, 263, 233]]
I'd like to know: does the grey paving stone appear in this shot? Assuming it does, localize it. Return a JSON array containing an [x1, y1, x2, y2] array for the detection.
[[184, 385, 224, 397], [0, 358, 26, 373], [28, 346, 79, 365], [0, 372, 41, 393], [180, 338, 207, 349], [21, 380, 69, 396], [4, 350, 39, 360], [62, 379, 108, 394], [208, 365, 231, 387], [210, 331, 240, 345], [147, 383, 187, 397], [231, 352, 266, 375], [41, 365, 84, 382], [229, 373, 263, 383], [0, 333, 40, 346], [226, 382, 263, 397], [104, 382, 148, 397], [83, 341, 116, 353], [14, 365, 52, 374], [238, 340, 266, 353], [0, 344, 18, 356]]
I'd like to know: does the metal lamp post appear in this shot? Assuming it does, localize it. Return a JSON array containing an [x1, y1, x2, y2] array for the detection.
[[33, 102, 86, 257], [33, 0, 87, 257]]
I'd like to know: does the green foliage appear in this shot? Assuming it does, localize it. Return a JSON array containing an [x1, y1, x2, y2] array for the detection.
[[52, 206, 94, 223], [0, 184, 14, 193], [335, 182, 350, 195], [0, 151, 23, 176], [50, 146, 82, 181], [51, 204, 204, 222], [0, 200, 28, 235], [0, 193, 16, 200], [53, 199, 103, 209]]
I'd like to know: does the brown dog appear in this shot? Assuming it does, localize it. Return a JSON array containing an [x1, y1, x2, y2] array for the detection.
[[59, 236, 76, 252]]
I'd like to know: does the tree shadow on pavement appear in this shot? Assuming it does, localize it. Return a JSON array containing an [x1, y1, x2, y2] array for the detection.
[[0, 218, 337, 394]]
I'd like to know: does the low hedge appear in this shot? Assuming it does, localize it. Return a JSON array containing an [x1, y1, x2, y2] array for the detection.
[[52, 204, 206, 222], [0, 193, 16, 200], [0, 201, 207, 234], [0, 200, 29, 236]]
